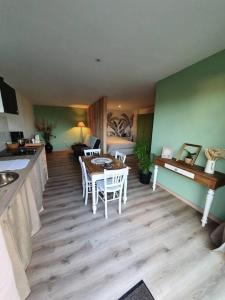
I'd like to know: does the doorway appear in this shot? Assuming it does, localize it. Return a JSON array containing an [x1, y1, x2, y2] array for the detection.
[[136, 113, 154, 149]]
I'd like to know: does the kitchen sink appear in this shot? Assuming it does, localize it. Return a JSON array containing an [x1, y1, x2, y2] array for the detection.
[[0, 172, 19, 188]]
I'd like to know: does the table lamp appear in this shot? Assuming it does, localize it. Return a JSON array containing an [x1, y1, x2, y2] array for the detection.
[[77, 121, 85, 143]]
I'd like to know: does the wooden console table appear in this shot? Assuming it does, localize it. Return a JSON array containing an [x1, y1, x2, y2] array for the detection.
[[153, 157, 225, 227]]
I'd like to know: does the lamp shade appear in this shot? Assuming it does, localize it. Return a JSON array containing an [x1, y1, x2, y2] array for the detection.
[[77, 121, 85, 127]]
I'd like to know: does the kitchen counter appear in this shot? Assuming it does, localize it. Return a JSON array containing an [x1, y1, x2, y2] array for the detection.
[[0, 145, 45, 217], [0, 144, 48, 299]]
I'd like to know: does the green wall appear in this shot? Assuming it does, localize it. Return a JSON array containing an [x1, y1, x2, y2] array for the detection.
[[33, 105, 88, 151], [151, 49, 225, 221]]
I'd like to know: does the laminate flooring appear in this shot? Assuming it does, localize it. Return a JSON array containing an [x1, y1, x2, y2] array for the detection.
[[27, 151, 225, 300]]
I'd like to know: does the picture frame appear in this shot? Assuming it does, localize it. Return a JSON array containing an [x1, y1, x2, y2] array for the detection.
[[161, 146, 173, 159], [176, 143, 202, 166]]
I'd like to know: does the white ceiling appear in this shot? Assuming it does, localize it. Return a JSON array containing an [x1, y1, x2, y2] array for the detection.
[[1, 0, 225, 110]]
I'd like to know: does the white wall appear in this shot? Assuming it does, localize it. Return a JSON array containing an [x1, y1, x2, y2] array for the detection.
[[137, 105, 154, 114], [0, 115, 10, 150], [0, 114, 8, 131], [0, 92, 34, 150], [6, 92, 34, 137]]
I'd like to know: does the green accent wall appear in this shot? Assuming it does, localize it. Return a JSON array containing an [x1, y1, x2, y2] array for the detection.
[[151, 49, 225, 221], [33, 105, 88, 151]]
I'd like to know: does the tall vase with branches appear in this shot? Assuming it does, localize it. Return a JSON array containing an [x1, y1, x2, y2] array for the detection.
[[35, 119, 56, 153], [205, 148, 225, 174]]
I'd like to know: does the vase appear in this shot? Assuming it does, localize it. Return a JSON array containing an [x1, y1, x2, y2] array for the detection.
[[204, 160, 215, 174], [139, 171, 152, 184], [45, 142, 53, 153]]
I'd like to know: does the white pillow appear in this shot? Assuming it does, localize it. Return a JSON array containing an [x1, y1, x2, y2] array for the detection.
[[89, 136, 97, 149]]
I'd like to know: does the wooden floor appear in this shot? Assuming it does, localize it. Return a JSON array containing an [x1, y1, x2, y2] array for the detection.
[[27, 151, 225, 300]]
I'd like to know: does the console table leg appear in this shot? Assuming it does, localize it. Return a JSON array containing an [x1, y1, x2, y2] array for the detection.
[[152, 165, 158, 191], [202, 189, 214, 227]]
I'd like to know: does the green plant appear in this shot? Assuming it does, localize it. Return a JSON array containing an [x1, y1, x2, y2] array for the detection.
[[134, 140, 153, 174]]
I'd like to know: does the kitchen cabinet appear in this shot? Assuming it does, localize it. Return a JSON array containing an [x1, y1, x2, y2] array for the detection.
[[0, 146, 48, 299], [0, 79, 18, 115]]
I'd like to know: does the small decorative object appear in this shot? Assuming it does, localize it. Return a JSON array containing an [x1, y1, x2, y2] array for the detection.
[[34, 133, 40, 143], [104, 162, 112, 169], [77, 121, 85, 143], [35, 119, 56, 153], [134, 140, 153, 184], [161, 146, 173, 159], [18, 138, 26, 147], [183, 149, 197, 165], [204, 148, 225, 174], [176, 143, 202, 166]]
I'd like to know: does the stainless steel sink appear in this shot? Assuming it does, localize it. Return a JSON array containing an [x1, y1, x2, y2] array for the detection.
[[0, 172, 19, 188]]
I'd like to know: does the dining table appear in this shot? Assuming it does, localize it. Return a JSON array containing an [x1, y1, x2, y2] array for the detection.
[[81, 154, 129, 214]]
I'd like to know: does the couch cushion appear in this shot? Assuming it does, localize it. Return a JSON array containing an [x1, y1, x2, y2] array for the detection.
[[89, 136, 97, 149]]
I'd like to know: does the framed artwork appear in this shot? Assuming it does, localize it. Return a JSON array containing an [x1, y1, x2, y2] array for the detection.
[[107, 111, 134, 139], [161, 146, 173, 159], [176, 143, 202, 166]]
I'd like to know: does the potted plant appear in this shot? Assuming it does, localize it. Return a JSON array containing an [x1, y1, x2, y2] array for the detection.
[[184, 149, 196, 165], [134, 140, 153, 184], [35, 119, 56, 153]]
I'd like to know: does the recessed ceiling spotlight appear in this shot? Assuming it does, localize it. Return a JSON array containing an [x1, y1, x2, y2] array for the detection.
[[118, 105, 121, 108], [95, 58, 101, 62]]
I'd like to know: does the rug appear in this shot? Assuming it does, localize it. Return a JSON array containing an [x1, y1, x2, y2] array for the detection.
[[118, 280, 155, 300]]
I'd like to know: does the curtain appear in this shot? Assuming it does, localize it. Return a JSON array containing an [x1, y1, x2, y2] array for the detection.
[[0, 147, 47, 299], [88, 97, 107, 153]]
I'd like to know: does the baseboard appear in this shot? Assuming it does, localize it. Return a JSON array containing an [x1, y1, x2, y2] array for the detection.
[[50, 149, 72, 153], [157, 182, 222, 225]]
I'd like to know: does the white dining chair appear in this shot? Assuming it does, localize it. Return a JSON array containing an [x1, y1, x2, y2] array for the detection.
[[84, 149, 101, 156], [78, 156, 92, 205], [96, 167, 129, 219], [115, 151, 126, 163]]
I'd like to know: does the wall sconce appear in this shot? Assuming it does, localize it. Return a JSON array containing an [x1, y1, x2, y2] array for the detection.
[[77, 121, 85, 143]]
